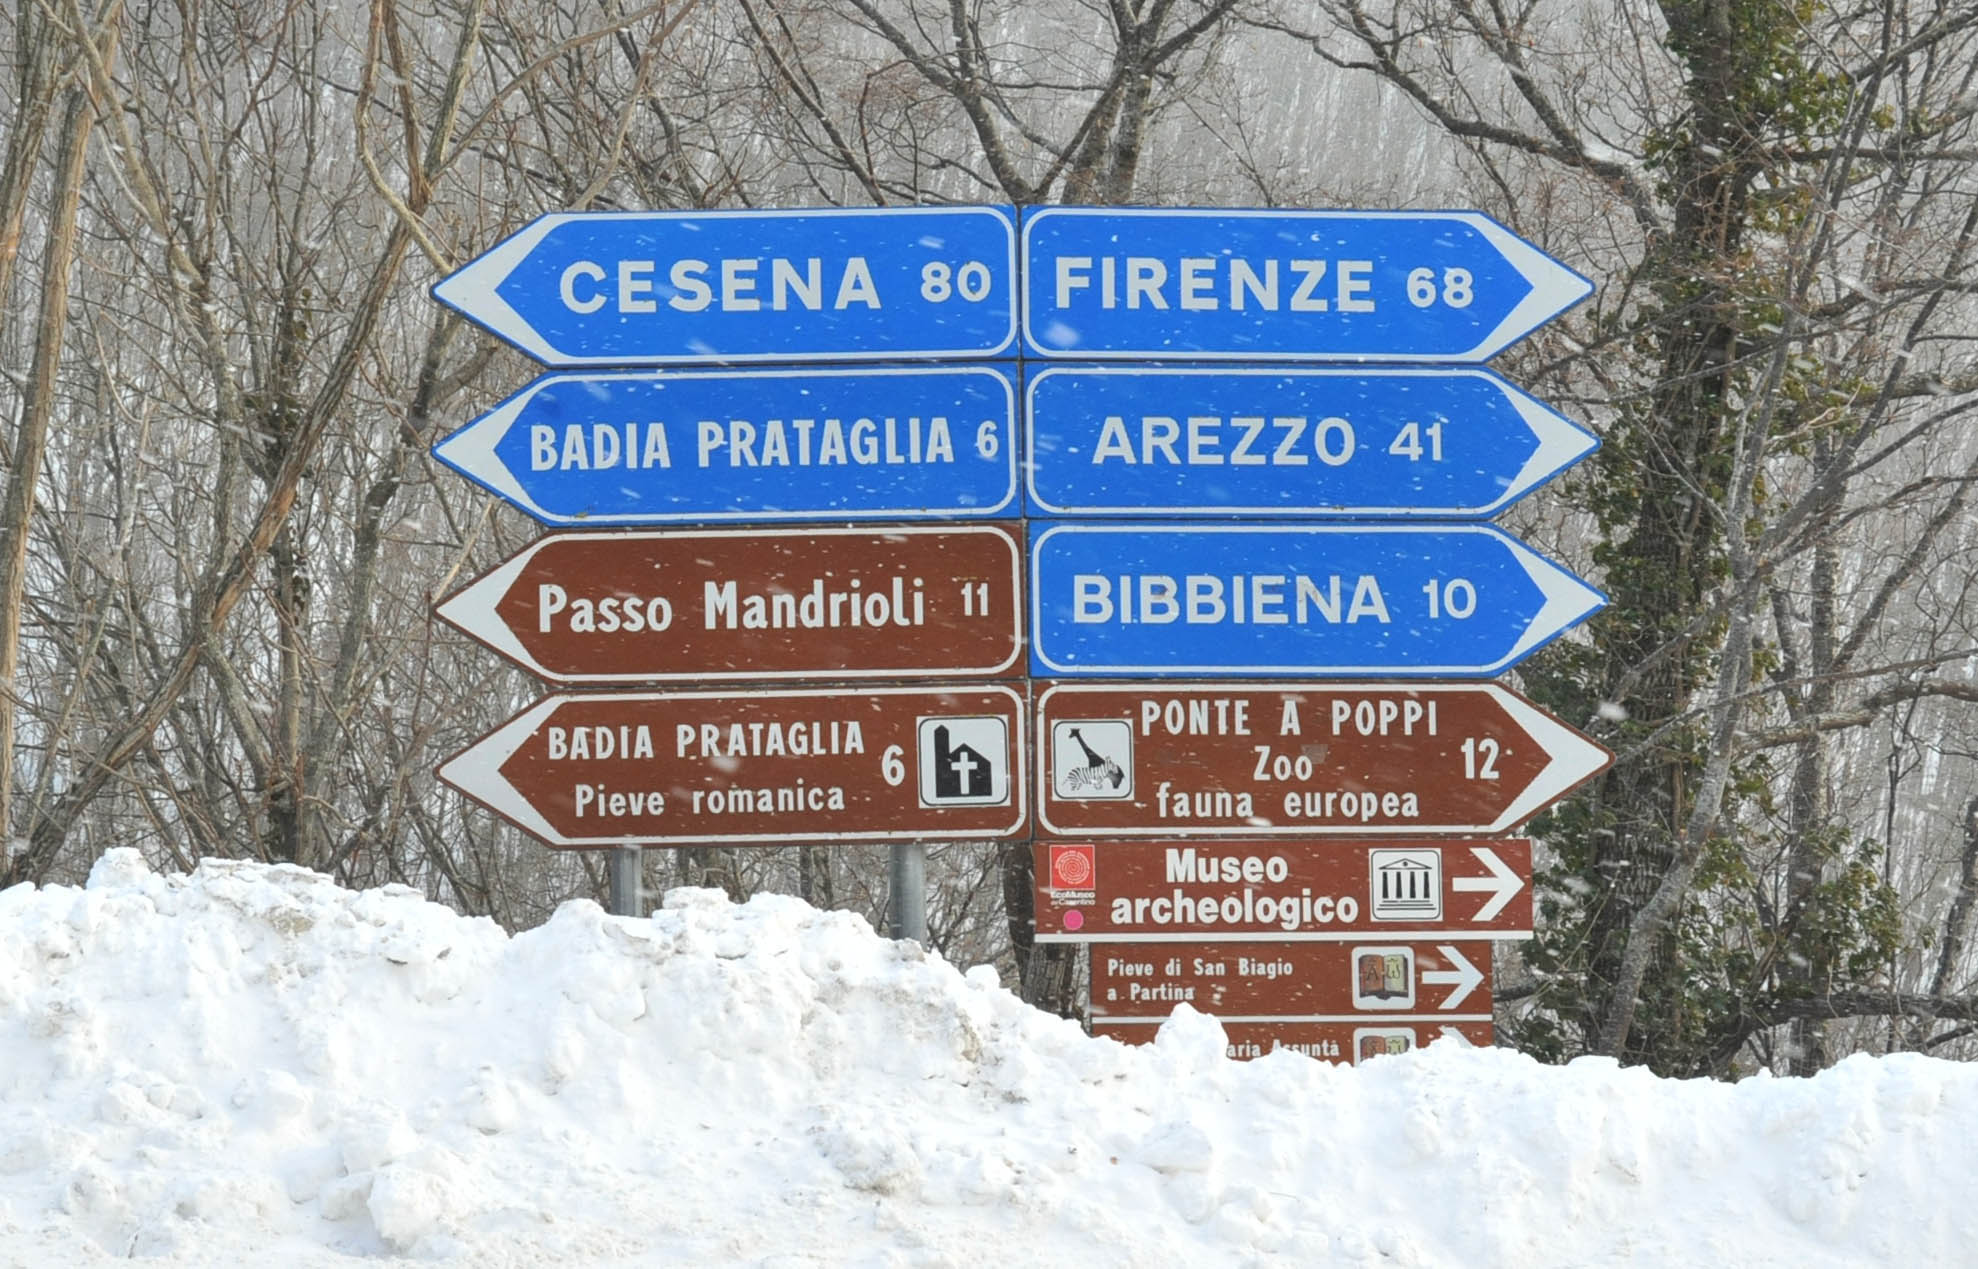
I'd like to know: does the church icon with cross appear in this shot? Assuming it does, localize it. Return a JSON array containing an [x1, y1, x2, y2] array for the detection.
[[916, 716, 1011, 808]]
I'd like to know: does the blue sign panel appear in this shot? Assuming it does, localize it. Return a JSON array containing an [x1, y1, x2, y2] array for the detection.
[[433, 206, 1018, 366], [1024, 365, 1597, 519], [1021, 207, 1591, 362], [1029, 523, 1604, 677], [432, 365, 1019, 525]]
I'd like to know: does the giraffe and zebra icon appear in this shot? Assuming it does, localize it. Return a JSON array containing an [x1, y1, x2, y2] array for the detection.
[[1051, 720, 1133, 799]]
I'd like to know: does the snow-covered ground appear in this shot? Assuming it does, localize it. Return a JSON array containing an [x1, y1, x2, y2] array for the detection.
[[2, 851, 1970, 1267]]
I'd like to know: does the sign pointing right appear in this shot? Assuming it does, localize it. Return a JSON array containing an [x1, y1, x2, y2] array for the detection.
[[1452, 845, 1525, 921], [1035, 681, 1610, 839], [1033, 839, 1537, 942], [1030, 524, 1605, 678], [1021, 207, 1592, 362]]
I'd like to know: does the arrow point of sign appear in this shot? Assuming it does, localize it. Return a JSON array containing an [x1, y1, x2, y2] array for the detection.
[[1490, 688, 1615, 830], [432, 216, 566, 364], [1452, 846, 1524, 922], [434, 548, 548, 679], [1462, 214, 1594, 359], [1499, 380, 1600, 507], [432, 390, 540, 518], [1498, 533, 1606, 669], [1426, 945, 1484, 1011], [437, 697, 563, 843]]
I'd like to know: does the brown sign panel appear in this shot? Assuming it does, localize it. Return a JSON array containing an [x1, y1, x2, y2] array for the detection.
[[435, 524, 1024, 684], [1092, 1019, 1494, 1064], [1090, 940, 1492, 1019], [1035, 681, 1609, 837], [1033, 838, 1532, 941], [437, 685, 1027, 847]]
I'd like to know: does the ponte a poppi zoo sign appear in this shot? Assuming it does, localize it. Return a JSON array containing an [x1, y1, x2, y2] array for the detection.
[[1033, 681, 1609, 838]]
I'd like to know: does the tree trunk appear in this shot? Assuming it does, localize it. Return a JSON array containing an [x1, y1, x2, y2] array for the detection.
[[0, 45, 107, 867]]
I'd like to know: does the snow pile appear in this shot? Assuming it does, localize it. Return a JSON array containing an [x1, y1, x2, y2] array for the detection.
[[2, 850, 1974, 1266]]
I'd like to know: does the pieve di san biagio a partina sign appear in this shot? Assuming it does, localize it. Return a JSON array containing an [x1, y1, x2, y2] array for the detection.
[[428, 203, 1610, 1064]]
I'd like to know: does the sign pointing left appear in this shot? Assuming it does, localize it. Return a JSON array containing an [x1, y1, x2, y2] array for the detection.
[[434, 525, 1025, 684], [431, 365, 1019, 525], [433, 206, 1019, 366]]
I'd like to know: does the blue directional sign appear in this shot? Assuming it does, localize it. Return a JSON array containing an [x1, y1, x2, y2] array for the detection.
[[432, 365, 1019, 524], [1024, 365, 1597, 518], [1029, 523, 1604, 677], [1021, 207, 1591, 362], [433, 206, 1018, 366]]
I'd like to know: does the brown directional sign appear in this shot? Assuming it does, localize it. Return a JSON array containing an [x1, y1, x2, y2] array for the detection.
[[1092, 1019, 1494, 1064], [1090, 940, 1492, 1019], [437, 685, 1027, 847], [1032, 838, 1532, 942], [435, 524, 1024, 684], [1035, 681, 1608, 837]]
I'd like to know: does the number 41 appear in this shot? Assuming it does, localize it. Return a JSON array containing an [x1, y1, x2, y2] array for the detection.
[[1389, 420, 1443, 462]]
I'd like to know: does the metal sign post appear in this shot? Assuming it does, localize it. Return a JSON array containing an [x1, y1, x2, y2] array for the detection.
[[889, 842, 928, 943], [608, 846, 642, 918]]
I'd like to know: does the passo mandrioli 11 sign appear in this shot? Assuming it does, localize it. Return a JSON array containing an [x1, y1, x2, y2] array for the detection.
[[434, 525, 1025, 685]]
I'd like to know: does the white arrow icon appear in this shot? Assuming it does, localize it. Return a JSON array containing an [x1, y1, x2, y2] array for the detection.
[[1487, 688, 1613, 831], [1452, 845, 1525, 921], [1497, 531, 1608, 670], [1421, 945, 1484, 1010], [1437, 1025, 1475, 1047], [1465, 214, 1596, 361], [1498, 377, 1601, 513]]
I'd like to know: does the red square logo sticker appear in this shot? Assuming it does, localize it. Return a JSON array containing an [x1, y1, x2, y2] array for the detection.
[[1048, 844, 1096, 899]]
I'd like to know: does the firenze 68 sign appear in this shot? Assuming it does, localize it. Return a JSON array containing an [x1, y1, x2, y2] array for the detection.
[[1020, 207, 1591, 362]]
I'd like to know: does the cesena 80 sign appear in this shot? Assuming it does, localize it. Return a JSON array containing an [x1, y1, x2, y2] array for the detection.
[[431, 206, 1020, 366]]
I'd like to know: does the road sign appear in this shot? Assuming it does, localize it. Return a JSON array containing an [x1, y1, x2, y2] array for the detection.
[[1023, 365, 1597, 518], [432, 365, 1019, 525], [433, 206, 1018, 366], [1033, 682, 1608, 837], [1020, 207, 1590, 361], [1092, 1018, 1493, 1063], [437, 685, 1028, 847], [1028, 523, 1604, 677], [435, 525, 1024, 685], [1090, 940, 1492, 1018], [1032, 838, 1534, 941]]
